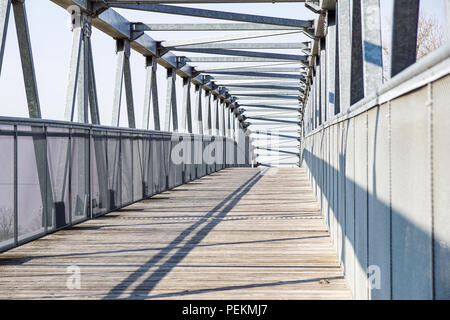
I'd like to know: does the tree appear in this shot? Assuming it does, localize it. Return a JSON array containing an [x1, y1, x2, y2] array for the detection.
[[416, 12, 446, 60], [381, 12, 446, 81]]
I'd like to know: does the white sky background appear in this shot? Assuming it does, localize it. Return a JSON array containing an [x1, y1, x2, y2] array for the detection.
[[0, 0, 447, 128]]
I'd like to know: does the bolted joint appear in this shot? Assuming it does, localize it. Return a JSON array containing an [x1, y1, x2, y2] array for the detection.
[[68, 6, 92, 38], [130, 23, 145, 40], [176, 56, 187, 69], [202, 75, 212, 84], [81, 15, 92, 38]]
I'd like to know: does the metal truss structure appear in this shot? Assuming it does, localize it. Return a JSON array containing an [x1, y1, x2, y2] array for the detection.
[[0, 0, 450, 300]]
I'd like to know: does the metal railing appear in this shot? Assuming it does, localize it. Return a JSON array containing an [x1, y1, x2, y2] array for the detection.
[[302, 42, 450, 300], [0, 117, 251, 253]]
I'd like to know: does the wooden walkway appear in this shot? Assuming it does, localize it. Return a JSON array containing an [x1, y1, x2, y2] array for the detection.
[[0, 168, 351, 299]]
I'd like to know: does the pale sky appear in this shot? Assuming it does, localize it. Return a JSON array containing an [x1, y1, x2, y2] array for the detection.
[[0, 0, 446, 128]]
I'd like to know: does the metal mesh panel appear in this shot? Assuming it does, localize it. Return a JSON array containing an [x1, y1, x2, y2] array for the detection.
[[17, 126, 46, 241], [92, 130, 109, 216], [107, 133, 120, 210], [133, 137, 143, 201], [121, 135, 133, 205], [70, 129, 89, 223], [47, 127, 70, 229], [0, 125, 14, 249]]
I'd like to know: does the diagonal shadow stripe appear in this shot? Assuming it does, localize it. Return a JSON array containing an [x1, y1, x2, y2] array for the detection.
[[104, 169, 265, 299]]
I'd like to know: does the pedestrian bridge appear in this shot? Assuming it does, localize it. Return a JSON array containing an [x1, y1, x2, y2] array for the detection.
[[0, 0, 449, 300]]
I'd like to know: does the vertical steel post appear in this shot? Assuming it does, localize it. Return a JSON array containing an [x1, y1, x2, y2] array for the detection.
[[205, 90, 212, 135], [350, 0, 364, 105], [87, 38, 100, 124], [194, 84, 203, 135], [214, 95, 219, 136], [220, 99, 226, 136], [0, 0, 10, 75], [390, 0, 420, 77], [112, 39, 126, 127], [13, 124, 17, 246], [337, 0, 351, 111], [143, 56, 160, 130], [320, 38, 327, 124], [123, 45, 136, 128], [77, 27, 89, 123], [12, 0, 41, 118], [182, 77, 192, 133], [165, 68, 178, 132], [326, 10, 337, 120], [361, 0, 384, 96]]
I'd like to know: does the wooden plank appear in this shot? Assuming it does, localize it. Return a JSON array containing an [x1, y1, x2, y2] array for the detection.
[[0, 168, 351, 300]]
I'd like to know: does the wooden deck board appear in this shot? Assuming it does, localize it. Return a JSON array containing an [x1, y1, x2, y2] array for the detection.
[[0, 168, 351, 300]]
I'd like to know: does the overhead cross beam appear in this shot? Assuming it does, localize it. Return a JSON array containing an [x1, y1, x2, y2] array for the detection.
[[161, 30, 304, 48], [99, 0, 308, 3], [105, 3, 314, 29], [166, 42, 309, 50], [170, 48, 307, 62], [133, 23, 301, 32]]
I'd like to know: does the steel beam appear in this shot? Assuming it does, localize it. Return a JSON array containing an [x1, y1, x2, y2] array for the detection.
[[211, 72, 304, 80], [197, 61, 300, 72], [171, 48, 306, 62], [101, 0, 309, 3], [226, 84, 300, 90], [162, 30, 303, 48], [12, 0, 41, 118], [350, 0, 364, 105], [182, 77, 193, 133], [111, 39, 136, 127], [337, 0, 352, 111], [123, 46, 136, 128], [205, 90, 212, 135], [134, 23, 300, 32], [361, 0, 383, 96], [107, 3, 313, 29], [208, 67, 304, 74], [214, 96, 220, 136], [142, 56, 160, 130], [64, 27, 82, 122], [236, 94, 298, 100], [77, 28, 88, 123], [194, 84, 203, 134], [239, 101, 299, 106], [187, 56, 307, 63], [167, 42, 308, 50], [0, 0, 11, 75], [231, 91, 299, 96], [165, 68, 178, 131], [390, 0, 420, 77], [326, 10, 337, 119], [87, 38, 100, 124]]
